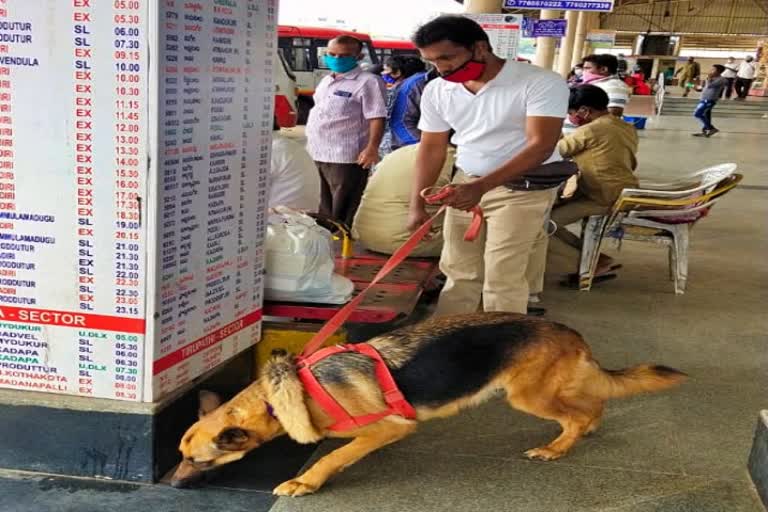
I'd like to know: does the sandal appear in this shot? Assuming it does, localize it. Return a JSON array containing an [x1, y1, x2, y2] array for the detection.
[[560, 264, 622, 289]]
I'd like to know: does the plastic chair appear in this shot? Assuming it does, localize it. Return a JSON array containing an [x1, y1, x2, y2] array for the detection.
[[577, 168, 741, 294], [638, 162, 737, 191]]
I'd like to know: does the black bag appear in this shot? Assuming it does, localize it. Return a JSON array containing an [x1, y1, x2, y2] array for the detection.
[[504, 160, 578, 191]]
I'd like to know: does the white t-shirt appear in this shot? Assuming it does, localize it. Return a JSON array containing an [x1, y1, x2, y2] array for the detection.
[[269, 133, 321, 212], [722, 61, 738, 78], [591, 75, 631, 110], [418, 60, 568, 177], [738, 61, 756, 80]]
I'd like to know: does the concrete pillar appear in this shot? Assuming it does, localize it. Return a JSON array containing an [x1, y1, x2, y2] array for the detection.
[[464, 0, 502, 13], [570, 11, 588, 68], [557, 10, 578, 77], [582, 13, 600, 57], [534, 10, 560, 70]]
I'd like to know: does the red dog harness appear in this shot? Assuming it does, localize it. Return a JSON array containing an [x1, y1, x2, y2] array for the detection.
[[296, 344, 417, 432], [290, 187, 481, 433]]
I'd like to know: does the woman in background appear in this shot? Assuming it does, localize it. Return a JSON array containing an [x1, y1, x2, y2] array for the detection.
[[379, 56, 426, 158]]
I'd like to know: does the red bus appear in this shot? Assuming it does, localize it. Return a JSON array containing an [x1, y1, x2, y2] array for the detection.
[[372, 39, 421, 61], [277, 25, 380, 123]]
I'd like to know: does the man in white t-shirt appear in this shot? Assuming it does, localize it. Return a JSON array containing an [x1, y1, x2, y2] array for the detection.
[[735, 56, 757, 100], [270, 118, 321, 212], [722, 56, 738, 99], [408, 15, 568, 315]]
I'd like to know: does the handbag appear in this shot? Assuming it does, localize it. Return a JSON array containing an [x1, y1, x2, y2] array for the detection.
[[504, 160, 579, 191]]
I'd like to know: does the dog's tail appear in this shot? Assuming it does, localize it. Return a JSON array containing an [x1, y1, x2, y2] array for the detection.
[[584, 362, 687, 399]]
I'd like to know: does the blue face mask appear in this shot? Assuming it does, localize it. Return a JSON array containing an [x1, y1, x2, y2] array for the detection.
[[324, 54, 358, 73], [381, 73, 397, 84]]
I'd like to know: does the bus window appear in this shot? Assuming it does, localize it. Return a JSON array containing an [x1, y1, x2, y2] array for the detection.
[[278, 37, 312, 72], [290, 46, 312, 71], [316, 43, 330, 69], [361, 42, 377, 66]]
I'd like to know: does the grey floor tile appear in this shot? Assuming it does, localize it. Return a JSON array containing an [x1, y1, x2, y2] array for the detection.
[[0, 472, 274, 512], [269, 449, 732, 512], [596, 478, 764, 512]]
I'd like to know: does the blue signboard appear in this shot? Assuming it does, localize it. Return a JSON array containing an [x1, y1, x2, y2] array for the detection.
[[504, 0, 614, 12], [530, 19, 567, 37]]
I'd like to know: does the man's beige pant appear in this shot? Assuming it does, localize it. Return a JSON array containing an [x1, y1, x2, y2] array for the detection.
[[435, 171, 557, 316], [527, 196, 609, 294]]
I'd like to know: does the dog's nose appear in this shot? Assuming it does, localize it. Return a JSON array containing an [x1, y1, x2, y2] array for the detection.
[[170, 460, 205, 489]]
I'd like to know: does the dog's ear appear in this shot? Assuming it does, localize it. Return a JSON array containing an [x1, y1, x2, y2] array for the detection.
[[198, 390, 222, 418], [214, 427, 250, 451]]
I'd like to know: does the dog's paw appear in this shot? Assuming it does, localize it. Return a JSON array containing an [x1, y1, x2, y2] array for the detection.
[[273, 479, 318, 497], [524, 447, 564, 461]]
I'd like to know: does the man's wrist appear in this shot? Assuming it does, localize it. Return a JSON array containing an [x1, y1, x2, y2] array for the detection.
[[474, 177, 495, 194], [410, 198, 426, 211]]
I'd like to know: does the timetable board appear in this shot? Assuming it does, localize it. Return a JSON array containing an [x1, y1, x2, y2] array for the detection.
[[0, 0, 276, 402]]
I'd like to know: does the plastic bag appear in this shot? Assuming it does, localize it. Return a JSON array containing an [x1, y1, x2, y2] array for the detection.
[[264, 207, 354, 304]]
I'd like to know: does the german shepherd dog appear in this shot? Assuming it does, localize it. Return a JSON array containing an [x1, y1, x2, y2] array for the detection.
[[172, 313, 686, 496]]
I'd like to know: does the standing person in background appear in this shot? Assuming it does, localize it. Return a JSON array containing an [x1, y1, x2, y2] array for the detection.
[[408, 15, 568, 316], [674, 57, 700, 97], [306, 35, 387, 228], [693, 65, 727, 138], [567, 64, 583, 87], [580, 54, 631, 117], [735, 56, 757, 100], [392, 67, 440, 150], [722, 57, 738, 99], [626, 65, 651, 95], [379, 56, 427, 157], [663, 66, 675, 85]]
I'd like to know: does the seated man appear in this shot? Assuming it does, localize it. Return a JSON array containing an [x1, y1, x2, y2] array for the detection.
[[528, 85, 639, 290], [353, 143, 455, 257], [269, 117, 321, 211]]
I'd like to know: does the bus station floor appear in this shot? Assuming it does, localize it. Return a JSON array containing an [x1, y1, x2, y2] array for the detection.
[[0, 115, 765, 511]]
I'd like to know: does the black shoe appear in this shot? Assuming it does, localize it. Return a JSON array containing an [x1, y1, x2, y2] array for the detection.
[[526, 306, 547, 316], [692, 132, 707, 137], [705, 128, 720, 137]]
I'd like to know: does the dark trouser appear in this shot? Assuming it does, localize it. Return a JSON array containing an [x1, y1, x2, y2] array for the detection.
[[723, 77, 735, 99], [694, 100, 716, 131], [315, 161, 368, 228], [735, 78, 754, 99]]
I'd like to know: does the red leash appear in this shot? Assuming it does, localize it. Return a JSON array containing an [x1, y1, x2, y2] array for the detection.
[[298, 187, 482, 358]]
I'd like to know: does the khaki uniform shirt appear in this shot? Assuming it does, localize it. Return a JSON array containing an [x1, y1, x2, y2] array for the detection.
[[353, 145, 455, 257], [557, 115, 639, 207]]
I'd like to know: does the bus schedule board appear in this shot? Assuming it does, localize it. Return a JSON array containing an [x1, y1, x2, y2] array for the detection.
[[0, 0, 276, 402], [463, 14, 522, 60]]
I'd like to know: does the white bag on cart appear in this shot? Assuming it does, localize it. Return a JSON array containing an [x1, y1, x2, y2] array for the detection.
[[264, 207, 354, 304]]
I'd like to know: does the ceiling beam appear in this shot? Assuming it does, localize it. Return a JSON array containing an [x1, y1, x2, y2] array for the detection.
[[751, 0, 768, 16]]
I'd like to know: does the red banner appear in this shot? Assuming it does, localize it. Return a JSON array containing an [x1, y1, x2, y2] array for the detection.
[[0, 306, 145, 333], [152, 309, 262, 374]]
